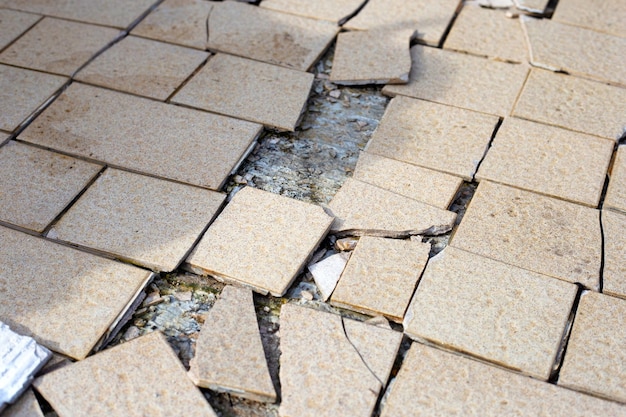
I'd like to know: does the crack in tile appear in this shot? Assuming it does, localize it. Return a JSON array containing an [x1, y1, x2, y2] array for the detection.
[[340, 317, 384, 387]]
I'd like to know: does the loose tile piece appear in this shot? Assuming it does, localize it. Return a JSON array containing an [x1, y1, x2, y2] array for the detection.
[[513, 68, 626, 141], [76, 36, 208, 100], [34, 332, 217, 417], [260, 0, 365, 23], [383, 45, 529, 116], [172, 54, 313, 131], [0, 141, 102, 232], [3, 389, 44, 417], [189, 286, 275, 402], [280, 303, 402, 417], [308, 252, 350, 301], [354, 151, 462, 208], [552, 0, 625, 38], [380, 343, 626, 417], [0, 9, 41, 51], [476, 117, 613, 206], [602, 210, 626, 299], [514, 0, 549, 14], [328, 178, 457, 237], [404, 247, 577, 379], [0, 226, 154, 359], [331, 237, 430, 322], [559, 292, 626, 403], [366, 97, 499, 180], [0, 17, 120, 76], [605, 146, 626, 213], [48, 169, 225, 272], [186, 187, 333, 296], [451, 181, 601, 289], [19, 83, 261, 190]]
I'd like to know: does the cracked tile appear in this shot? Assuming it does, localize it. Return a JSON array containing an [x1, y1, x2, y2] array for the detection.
[[602, 210, 626, 299], [605, 146, 626, 213], [0, 9, 41, 51], [514, 0, 550, 14], [259, 0, 365, 23], [279, 303, 402, 417], [308, 252, 350, 301], [3, 389, 44, 417], [476, 117, 614, 207], [552, 0, 625, 37]]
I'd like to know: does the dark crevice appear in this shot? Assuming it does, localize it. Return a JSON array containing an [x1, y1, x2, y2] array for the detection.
[[338, 0, 370, 26], [71, 30, 128, 79], [548, 284, 584, 383], [599, 210, 605, 292], [205, 4, 215, 49], [125, 0, 165, 33], [165, 55, 211, 103], [474, 117, 503, 176], [436, 0, 464, 48], [544, 0, 561, 18], [371, 336, 412, 417]]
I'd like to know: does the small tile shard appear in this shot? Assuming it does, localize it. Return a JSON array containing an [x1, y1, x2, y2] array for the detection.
[[605, 146, 626, 214], [259, 0, 366, 23], [0, 9, 41, 51], [308, 252, 350, 301], [513, 0, 550, 14], [34, 332, 217, 417], [2, 389, 44, 417], [552, 0, 625, 38], [602, 210, 626, 299]]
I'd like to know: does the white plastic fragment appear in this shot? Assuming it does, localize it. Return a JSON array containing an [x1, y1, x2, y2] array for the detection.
[[308, 252, 350, 301]]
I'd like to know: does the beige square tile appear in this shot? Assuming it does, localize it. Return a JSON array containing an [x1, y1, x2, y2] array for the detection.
[[514, 0, 549, 13], [365, 96, 499, 180], [0, 9, 41, 51], [0, 141, 102, 232], [331, 236, 430, 322], [280, 303, 402, 417], [172, 54, 313, 131], [189, 286, 276, 402], [602, 210, 626, 299], [19, 83, 261, 190], [451, 181, 601, 289], [0, 225, 153, 359], [605, 146, 626, 213], [559, 292, 626, 403], [207, 1, 338, 71], [553, 0, 625, 38], [343, 0, 459, 46], [444, 4, 527, 63], [34, 332, 217, 417], [3, 389, 43, 417], [186, 186, 333, 296], [513, 68, 626, 141], [259, 0, 365, 23], [383, 45, 529, 116], [0, 17, 120, 76], [405, 247, 577, 379], [48, 168, 225, 272], [380, 342, 626, 417], [476, 117, 614, 207], [76, 36, 207, 100], [0, 64, 67, 131]]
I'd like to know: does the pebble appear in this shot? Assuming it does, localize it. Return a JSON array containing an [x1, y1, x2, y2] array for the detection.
[[122, 326, 140, 341]]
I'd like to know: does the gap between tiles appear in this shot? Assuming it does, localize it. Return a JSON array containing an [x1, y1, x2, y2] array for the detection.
[[548, 284, 584, 383], [436, 0, 464, 48]]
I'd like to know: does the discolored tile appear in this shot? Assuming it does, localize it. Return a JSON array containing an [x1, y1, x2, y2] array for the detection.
[[0, 8, 41, 51], [552, 0, 625, 37], [259, 0, 365, 23], [602, 210, 626, 299], [605, 146, 626, 213]]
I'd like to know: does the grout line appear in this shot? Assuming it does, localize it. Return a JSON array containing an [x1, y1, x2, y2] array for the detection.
[[71, 29, 128, 79], [125, 0, 165, 33], [0, 13, 43, 54], [165, 55, 212, 103], [548, 284, 583, 383]]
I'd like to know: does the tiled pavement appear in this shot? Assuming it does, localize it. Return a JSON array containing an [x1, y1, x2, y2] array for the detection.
[[0, 0, 625, 416]]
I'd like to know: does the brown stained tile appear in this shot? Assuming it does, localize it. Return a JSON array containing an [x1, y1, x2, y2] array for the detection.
[[75, 36, 208, 101], [522, 16, 626, 87], [605, 146, 626, 213], [404, 247, 577, 379], [186, 187, 333, 296], [0, 141, 102, 232], [380, 343, 626, 417], [279, 303, 402, 417], [602, 210, 626, 299], [328, 178, 457, 237], [513, 68, 626, 141], [476, 117, 614, 207], [343, 0, 459, 46], [513, 0, 549, 14], [331, 236, 430, 322], [0, 226, 154, 360], [552, 0, 625, 38], [189, 286, 276, 402], [3, 389, 44, 417], [207, 1, 338, 71], [172, 54, 313, 131], [0, 9, 41, 51], [259, 0, 365, 23], [354, 151, 462, 209], [450, 181, 601, 289], [0, 64, 67, 132], [34, 332, 217, 417], [365, 96, 499, 180], [0, 17, 120, 76], [48, 168, 225, 272], [19, 83, 262, 190], [559, 292, 626, 403]]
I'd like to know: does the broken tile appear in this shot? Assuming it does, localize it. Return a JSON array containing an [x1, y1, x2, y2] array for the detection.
[[2, 389, 44, 417], [206, 1, 338, 71], [34, 332, 217, 417], [0, 225, 154, 359], [172, 54, 313, 131], [513, 68, 626, 141], [450, 181, 601, 289], [0, 64, 66, 132], [308, 252, 350, 301], [478, 0, 514, 7], [328, 178, 457, 237], [514, 0, 550, 14], [383, 45, 529, 116], [186, 186, 333, 296], [19, 83, 261, 190], [0, 17, 120, 76], [380, 342, 626, 417], [0, 9, 41, 51], [259, 0, 365, 23], [602, 210, 626, 299], [76, 35, 208, 101], [354, 151, 463, 208], [604, 146, 626, 213], [189, 286, 275, 402], [404, 247, 577, 379], [476, 117, 614, 207], [343, 0, 459, 46], [330, 29, 412, 85], [48, 168, 225, 272], [559, 292, 626, 403], [0, 141, 102, 232], [331, 236, 430, 322], [552, 0, 625, 38], [279, 303, 402, 417]]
